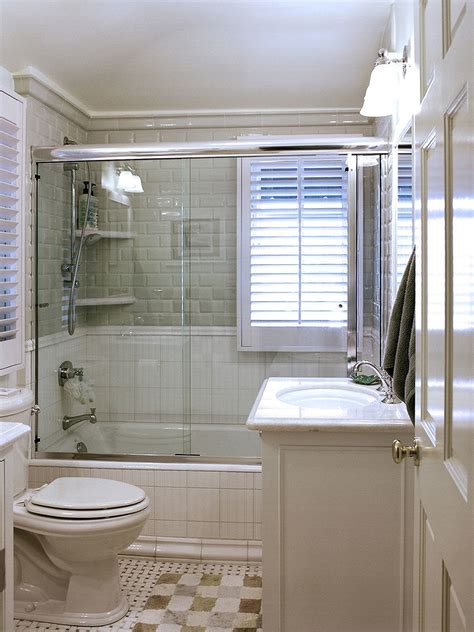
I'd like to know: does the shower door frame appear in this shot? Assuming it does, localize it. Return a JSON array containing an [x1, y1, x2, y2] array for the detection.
[[32, 136, 388, 464]]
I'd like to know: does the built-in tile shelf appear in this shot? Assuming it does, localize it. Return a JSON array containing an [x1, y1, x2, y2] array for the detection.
[[75, 229, 137, 242], [75, 295, 136, 307]]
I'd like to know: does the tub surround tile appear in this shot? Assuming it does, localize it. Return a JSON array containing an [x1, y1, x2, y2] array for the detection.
[[155, 519, 188, 538], [90, 467, 124, 481], [140, 518, 156, 537], [253, 489, 262, 525], [187, 520, 220, 539], [154, 470, 187, 487], [187, 488, 220, 522], [155, 487, 187, 521], [219, 472, 254, 489], [122, 468, 155, 487], [219, 522, 254, 540], [220, 489, 254, 524], [187, 470, 220, 488], [253, 472, 262, 490]]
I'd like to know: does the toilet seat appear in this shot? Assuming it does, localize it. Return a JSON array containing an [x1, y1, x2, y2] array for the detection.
[[24, 477, 147, 520]]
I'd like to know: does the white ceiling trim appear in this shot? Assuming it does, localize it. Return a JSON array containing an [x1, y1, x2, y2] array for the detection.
[[13, 67, 91, 117], [13, 66, 367, 120]]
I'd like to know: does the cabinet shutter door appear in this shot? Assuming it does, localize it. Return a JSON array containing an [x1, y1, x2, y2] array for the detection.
[[0, 90, 25, 373]]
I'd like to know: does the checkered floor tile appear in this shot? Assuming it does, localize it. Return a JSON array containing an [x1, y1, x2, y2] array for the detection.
[[14, 557, 262, 632]]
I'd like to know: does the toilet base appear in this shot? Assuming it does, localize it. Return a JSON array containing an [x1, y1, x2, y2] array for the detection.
[[14, 593, 129, 626]]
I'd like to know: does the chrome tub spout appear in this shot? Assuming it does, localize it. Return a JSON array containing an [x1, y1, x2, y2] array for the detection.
[[62, 407, 97, 430]]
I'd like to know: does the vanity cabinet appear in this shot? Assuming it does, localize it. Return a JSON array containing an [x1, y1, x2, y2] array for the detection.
[[261, 430, 414, 632], [247, 378, 414, 632]]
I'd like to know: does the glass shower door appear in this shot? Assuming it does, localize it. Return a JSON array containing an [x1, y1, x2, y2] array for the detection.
[[35, 158, 192, 457]]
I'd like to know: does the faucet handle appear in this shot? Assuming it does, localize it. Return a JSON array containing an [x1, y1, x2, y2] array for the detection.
[[90, 407, 97, 423]]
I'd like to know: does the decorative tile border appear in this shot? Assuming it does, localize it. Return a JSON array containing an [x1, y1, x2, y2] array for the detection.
[[124, 535, 261, 562]]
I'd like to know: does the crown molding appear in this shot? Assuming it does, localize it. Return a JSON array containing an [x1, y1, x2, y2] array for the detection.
[[12, 66, 370, 131]]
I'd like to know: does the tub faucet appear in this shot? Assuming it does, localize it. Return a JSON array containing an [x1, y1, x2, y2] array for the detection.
[[351, 361, 400, 404], [62, 407, 97, 430]]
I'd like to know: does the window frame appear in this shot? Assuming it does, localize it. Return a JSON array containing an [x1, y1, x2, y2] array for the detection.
[[237, 155, 354, 353]]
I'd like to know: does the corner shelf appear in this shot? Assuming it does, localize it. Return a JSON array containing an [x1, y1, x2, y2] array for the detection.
[[75, 229, 137, 242], [75, 296, 136, 307]]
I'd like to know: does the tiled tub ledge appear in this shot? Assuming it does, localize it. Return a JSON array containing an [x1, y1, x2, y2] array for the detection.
[[124, 535, 261, 562]]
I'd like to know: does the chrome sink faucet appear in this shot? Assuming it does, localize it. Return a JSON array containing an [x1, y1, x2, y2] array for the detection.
[[351, 361, 400, 404], [62, 407, 97, 430]]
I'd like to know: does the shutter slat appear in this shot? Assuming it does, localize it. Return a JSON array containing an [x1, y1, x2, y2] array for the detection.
[[248, 156, 348, 330], [0, 144, 19, 160], [0, 129, 19, 147], [0, 117, 19, 136], [0, 100, 21, 354], [397, 153, 413, 286]]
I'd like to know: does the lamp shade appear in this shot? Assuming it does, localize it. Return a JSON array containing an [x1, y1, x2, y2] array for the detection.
[[360, 63, 400, 117], [117, 170, 144, 193]]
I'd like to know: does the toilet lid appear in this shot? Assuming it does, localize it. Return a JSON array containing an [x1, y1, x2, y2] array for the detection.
[[28, 477, 146, 511], [24, 495, 149, 520]]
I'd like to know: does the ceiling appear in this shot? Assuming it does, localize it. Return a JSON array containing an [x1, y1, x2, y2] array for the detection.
[[0, 0, 392, 114]]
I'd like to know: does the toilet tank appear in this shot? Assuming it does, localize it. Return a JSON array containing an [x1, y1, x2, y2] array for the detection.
[[0, 388, 34, 496]]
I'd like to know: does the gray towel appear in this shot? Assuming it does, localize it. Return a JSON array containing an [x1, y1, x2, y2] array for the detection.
[[383, 249, 416, 423]]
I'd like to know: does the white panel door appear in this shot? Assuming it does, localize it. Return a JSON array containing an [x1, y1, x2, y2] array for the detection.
[[413, 1, 473, 630]]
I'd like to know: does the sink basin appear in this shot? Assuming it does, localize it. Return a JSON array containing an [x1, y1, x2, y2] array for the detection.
[[277, 383, 379, 414], [246, 378, 410, 431]]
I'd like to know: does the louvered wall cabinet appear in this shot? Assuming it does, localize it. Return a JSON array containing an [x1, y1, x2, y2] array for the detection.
[[0, 89, 25, 375]]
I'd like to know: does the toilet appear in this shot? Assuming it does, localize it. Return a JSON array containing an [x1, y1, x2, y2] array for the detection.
[[3, 389, 150, 626]]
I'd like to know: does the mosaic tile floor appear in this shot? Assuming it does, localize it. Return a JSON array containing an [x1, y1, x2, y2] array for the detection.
[[14, 557, 262, 632]]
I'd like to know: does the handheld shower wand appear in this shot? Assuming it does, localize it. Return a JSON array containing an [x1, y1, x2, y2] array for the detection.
[[63, 137, 93, 336]]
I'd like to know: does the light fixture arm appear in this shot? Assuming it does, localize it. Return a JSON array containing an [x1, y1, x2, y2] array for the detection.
[[375, 46, 408, 77]]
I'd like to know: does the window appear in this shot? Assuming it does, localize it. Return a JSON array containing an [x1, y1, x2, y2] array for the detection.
[[238, 155, 349, 351], [0, 89, 25, 374], [396, 151, 414, 287]]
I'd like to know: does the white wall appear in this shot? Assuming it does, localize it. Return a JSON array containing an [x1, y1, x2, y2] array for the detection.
[[0, 65, 14, 91]]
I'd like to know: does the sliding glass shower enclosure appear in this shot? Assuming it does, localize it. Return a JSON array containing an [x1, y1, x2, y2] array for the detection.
[[33, 138, 384, 461]]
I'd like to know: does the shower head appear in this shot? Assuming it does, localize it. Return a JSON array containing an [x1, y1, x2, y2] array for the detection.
[[63, 162, 79, 172]]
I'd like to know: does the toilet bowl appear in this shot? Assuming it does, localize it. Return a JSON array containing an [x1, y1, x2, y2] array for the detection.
[[0, 388, 150, 626], [14, 476, 150, 626]]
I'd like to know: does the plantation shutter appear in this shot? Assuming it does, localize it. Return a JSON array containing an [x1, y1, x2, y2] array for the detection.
[[0, 90, 25, 372], [238, 155, 348, 351], [396, 152, 414, 286]]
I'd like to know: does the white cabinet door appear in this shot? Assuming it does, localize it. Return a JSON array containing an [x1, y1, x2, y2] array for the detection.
[[413, 2, 473, 630]]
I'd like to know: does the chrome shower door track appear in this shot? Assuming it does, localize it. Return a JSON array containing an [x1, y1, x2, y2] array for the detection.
[[32, 136, 388, 163]]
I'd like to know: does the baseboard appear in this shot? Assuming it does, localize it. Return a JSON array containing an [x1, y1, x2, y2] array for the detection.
[[122, 535, 261, 563]]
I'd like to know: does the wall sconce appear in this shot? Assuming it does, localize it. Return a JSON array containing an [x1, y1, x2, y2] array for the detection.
[[116, 164, 144, 193], [360, 47, 408, 117]]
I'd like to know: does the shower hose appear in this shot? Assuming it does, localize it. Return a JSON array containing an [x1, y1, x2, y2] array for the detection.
[[67, 161, 92, 336]]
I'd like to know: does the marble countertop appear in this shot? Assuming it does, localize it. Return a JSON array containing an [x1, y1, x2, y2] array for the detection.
[[0, 422, 30, 452], [246, 377, 413, 433]]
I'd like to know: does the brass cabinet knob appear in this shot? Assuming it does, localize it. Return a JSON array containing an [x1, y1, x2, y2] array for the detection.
[[392, 438, 421, 466]]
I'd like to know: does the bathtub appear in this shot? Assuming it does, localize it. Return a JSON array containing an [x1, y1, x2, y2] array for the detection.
[[40, 420, 260, 460]]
